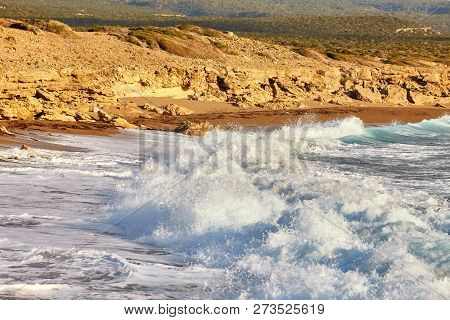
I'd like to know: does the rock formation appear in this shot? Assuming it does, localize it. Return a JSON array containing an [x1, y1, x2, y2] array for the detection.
[[176, 121, 214, 136], [0, 19, 448, 135], [0, 125, 13, 135]]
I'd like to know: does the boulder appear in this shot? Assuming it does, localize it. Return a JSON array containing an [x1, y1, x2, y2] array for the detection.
[[35, 88, 55, 102], [38, 110, 76, 122], [36, 20, 76, 37], [359, 68, 373, 81], [0, 105, 34, 120], [407, 91, 436, 105], [0, 106, 17, 120], [176, 121, 213, 136], [74, 112, 94, 122], [422, 73, 441, 84], [161, 104, 194, 116], [110, 116, 137, 129], [97, 110, 114, 122], [350, 85, 382, 103], [383, 86, 409, 105], [330, 95, 354, 105], [0, 125, 13, 135], [20, 144, 31, 151], [8, 22, 43, 35], [140, 104, 165, 115], [424, 83, 444, 97], [90, 106, 100, 113], [343, 80, 354, 91], [233, 101, 254, 109]]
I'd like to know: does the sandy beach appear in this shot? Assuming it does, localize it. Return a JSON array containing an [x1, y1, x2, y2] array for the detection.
[[1, 99, 448, 150]]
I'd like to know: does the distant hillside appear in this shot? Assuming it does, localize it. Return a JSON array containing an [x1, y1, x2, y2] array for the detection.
[[0, 0, 448, 31], [121, 0, 450, 17], [1, 0, 449, 18]]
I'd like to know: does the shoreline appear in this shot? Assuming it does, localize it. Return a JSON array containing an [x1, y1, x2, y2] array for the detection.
[[0, 121, 118, 151], [1, 20, 448, 149], [1, 104, 448, 151]]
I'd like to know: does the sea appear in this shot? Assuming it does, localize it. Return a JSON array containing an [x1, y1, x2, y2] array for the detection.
[[0, 116, 448, 299]]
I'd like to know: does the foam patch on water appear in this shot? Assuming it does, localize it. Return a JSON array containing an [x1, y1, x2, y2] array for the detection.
[[0, 283, 81, 299], [0, 214, 61, 228], [0, 238, 223, 299], [0, 146, 134, 178], [0, 247, 129, 299], [109, 117, 450, 299]]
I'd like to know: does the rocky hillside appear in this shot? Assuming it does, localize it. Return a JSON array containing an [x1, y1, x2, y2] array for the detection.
[[0, 19, 449, 130]]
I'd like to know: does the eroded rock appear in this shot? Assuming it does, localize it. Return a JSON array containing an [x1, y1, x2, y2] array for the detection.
[[97, 110, 114, 122], [0, 125, 13, 135], [139, 103, 195, 116], [140, 104, 165, 115], [0, 19, 448, 134], [176, 121, 213, 136], [35, 88, 56, 102], [407, 91, 436, 105], [383, 86, 409, 105], [74, 112, 94, 122], [350, 85, 382, 103], [110, 116, 137, 129], [38, 109, 76, 122]]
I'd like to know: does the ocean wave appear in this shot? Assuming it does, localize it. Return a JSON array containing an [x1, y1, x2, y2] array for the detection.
[[109, 117, 450, 299], [341, 115, 450, 145]]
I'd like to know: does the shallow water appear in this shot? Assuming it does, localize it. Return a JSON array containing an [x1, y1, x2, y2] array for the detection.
[[0, 116, 449, 299]]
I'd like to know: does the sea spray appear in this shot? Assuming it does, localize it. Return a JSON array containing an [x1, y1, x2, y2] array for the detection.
[[110, 116, 450, 299]]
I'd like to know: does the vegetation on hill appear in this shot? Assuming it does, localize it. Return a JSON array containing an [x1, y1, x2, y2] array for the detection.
[[0, 1, 448, 66], [249, 33, 449, 66], [122, 0, 450, 17], [87, 20, 449, 66], [0, 0, 448, 30]]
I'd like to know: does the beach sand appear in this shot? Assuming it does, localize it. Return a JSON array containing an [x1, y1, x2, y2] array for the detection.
[[1, 99, 448, 150], [124, 97, 450, 129]]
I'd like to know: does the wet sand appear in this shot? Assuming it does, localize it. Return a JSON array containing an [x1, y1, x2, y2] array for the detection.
[[131, 101, 449, 131], [0, 120, 118, 151], [1, 101, 448, 150]]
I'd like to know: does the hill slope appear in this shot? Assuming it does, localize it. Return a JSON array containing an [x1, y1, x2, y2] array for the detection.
[[1, 0, 448, 18], [121, 0, 450, 17], [1, 0, 448, 32]]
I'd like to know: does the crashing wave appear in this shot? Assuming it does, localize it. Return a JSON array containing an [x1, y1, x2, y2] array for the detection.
[[108, 116, 450, 299]]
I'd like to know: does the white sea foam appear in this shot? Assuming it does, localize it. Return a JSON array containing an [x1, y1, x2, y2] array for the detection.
[[110, 117, 450, 299], [0, 214, 61, 227], [1, 117, 448, 299], [0, 243, 221, 299], [0, 284, 80, 299]]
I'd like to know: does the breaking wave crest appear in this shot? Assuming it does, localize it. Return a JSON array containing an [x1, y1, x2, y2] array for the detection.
[[109, 117, 450, 299], [343, 115, 450, 144]]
